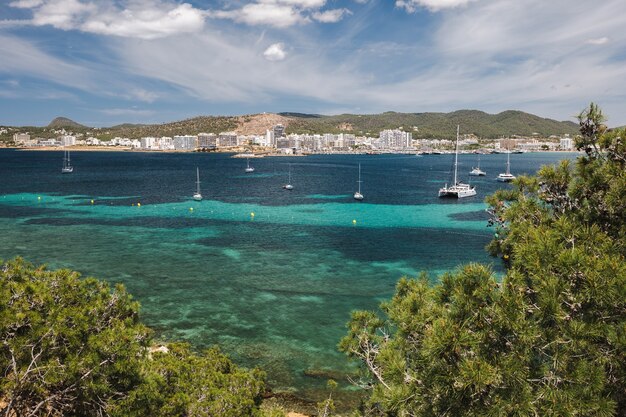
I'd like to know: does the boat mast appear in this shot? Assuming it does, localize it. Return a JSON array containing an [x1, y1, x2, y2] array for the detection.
[[288, 163, 291, 184], [196, 167, 201, 194], [453, 125, 459, 185], [358, 163, 362, 194], [506, 152, 510, 175]]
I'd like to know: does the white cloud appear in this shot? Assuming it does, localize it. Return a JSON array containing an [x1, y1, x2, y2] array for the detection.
[[9, 0, 44, 7], [210, 3, 307, 28], [209, 0, 350, 27], [396, 0, 478, 13], [100, 108, 155, 116], [586, 37, 609, 45], [5, 0, 206, 39], [0, 34, 92, 89], [312, 8, 352, 23], [263, 42, 287, 61]]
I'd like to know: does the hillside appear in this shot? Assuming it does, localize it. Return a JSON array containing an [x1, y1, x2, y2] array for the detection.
[[103, 110, 579, 139], [47, 117, 87, 130], [1, 110, 580, 142], [284, 110, 580, 139]]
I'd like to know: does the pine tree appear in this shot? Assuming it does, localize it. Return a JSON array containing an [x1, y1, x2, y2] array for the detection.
[[340, 103, 626, 416]]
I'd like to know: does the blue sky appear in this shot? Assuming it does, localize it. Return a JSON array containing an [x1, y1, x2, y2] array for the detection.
[[1, 0, 625, 127]]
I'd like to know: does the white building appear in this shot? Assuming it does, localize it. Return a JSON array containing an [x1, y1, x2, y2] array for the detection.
[[265, 129, 275, 147], [198, 133, 217, 149], [140, 137, 159, 150], [60, 135, 76, 146], [173, 135, 198, 150], [379, 130, 412, 150], [13, 133, 30, 144], [560, 136, 574, 150]]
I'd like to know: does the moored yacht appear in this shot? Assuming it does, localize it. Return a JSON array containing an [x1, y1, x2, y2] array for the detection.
[[354, 163, 364, 200], [496, 152, 516, 182], [245, 158, 255, 173], [193, 167, 202, 201], [283, 163, 294, 190], [439, 126, 477, 198]]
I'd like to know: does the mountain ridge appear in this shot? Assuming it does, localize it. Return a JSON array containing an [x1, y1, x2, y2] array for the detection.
[[1, 110, 580, 141]]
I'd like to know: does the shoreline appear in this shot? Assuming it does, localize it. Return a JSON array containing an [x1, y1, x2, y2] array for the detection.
[[4, 145, 580, 155]]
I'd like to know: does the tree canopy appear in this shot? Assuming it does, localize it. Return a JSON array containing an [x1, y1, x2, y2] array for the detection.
[[0, 258, 268, 417], [340, 103, 626, 416]]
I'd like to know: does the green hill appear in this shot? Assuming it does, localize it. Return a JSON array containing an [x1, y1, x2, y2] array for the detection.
[[285, 110, 579, 138], [2, 110, 580, 143], [47, 117, 87, 130]]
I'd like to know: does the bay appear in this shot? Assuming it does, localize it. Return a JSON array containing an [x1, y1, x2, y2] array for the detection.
[[0, 149, 576, 401]]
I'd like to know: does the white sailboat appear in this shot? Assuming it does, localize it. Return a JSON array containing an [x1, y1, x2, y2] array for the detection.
[[61, 148, 73, 173], [469, 155, 486, 176], [193, 167, 202, 201], [438, 126, 477, 198], [245, 158, 255, 173], [283, 163, 294, 190], [354, 163, 364, 200], [496, 152, 516, 182]]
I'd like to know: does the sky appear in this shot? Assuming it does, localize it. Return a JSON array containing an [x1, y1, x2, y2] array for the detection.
[[1, 0, 625, 127]]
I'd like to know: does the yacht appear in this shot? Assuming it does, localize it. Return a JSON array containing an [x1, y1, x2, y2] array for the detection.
[[354, 163, 364, 200], [193, 167, 202, 201], [283, 163, 294, 190], [469, 155, 486, 176], [61, 148, 73, 173], [438, 126, 477, 198], [496, 152, 516, 182], [245, 158, 255, 173]]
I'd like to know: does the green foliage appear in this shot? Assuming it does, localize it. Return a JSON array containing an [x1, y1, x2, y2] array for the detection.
[[316, 379, 338, 417], [2, 109, 579, 143], [0, 258, 267, 417], [286, 110, 579, 138], [0, 257, 150, 416], [115, 343, 266, 417], [341, 104, 626, 416]]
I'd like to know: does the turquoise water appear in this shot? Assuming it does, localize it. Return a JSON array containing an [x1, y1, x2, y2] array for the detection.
[[0, 150, 575, 401]]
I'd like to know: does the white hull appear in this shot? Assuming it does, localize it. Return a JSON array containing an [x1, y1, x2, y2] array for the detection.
[[193, 193, 202, 201], [469, 168, 486, 176], [61, 167, 73, 174], [438, 184, 476, 198], [497, 174, 515, 182], [354, 192, 364, 200]]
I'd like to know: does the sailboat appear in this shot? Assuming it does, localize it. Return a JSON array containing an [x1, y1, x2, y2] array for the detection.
[[61, 148, 73, 173], [496, 152, 515, 182], [438, 126, 476, 198], [245, 158, 255, 173], [283, 163, 294, 190], [469, 155, 486, 176], [354, 163, 364, 200], [193, 167, 202, 201]]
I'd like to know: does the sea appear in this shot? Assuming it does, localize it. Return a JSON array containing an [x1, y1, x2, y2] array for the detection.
[[0, 149, 577, 403]]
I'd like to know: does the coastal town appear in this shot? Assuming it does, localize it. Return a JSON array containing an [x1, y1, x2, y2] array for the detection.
[[5, 123, 576, 154]]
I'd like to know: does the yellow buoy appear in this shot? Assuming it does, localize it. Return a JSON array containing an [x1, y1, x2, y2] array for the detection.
[[37, 196, 41, 200], [190, 207, 194, 211], [250, 212, 255, 217], [352, 219, 357, 225], [137, 203, 141, 207], [90, 199, 94, 204]]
